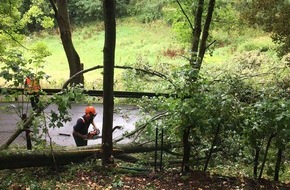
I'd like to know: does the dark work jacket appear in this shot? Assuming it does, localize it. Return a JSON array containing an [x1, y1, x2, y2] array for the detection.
[[73, 115, 92, 135]]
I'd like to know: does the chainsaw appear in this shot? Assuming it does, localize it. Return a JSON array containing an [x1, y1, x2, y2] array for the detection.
[[87, 128, 101, 139], [86, 126, 122, 140]]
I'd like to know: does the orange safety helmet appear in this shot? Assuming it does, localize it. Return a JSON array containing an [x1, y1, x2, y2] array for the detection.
[[85, 106, 96, 115]]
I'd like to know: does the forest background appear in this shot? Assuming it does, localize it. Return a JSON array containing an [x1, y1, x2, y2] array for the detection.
[[0, 0, 289, 189]]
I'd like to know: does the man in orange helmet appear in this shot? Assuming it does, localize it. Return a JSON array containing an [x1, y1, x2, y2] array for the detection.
[[24, 74, 41, 111], [72, 106, 100, 147]]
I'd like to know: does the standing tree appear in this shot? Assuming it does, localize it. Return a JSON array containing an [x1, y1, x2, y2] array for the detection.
[[0, 0, 27, 52], [102, 0, 116, 166], [175, 0, 216, 172], [48, 0, 84, 85]]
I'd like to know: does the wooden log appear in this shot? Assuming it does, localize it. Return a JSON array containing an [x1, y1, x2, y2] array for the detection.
[[0, 149, 123, 169], [0, 143, 178, 170]]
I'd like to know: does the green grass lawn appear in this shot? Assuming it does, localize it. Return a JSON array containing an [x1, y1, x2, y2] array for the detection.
[[24, 19, 184, 89]]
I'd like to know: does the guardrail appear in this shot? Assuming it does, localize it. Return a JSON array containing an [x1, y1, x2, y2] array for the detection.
[[0, 88, 171, 99]]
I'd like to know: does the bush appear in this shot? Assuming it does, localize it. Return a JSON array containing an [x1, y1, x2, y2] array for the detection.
[[68, 0, 134, 25], [128, 0, 165, 23], [68, 0, 103, 25]]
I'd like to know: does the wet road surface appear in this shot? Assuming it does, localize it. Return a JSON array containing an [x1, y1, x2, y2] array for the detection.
[[0, 102, 141, 147]]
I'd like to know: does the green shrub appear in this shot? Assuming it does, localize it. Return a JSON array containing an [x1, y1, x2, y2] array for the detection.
[[128, 0, 165, 23], [68, 0, 135, 25], [68, 0, 103, 25]]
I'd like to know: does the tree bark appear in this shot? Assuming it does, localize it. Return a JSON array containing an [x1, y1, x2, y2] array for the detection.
[[191, 0, 203, 61], [102, 0, 116, 166], [182, 127, 191, 173], [22, 114, 32, 150], [0, 143, 174, 170], [253, 146, 260, 178], [0, 149, 121, 170], [259, 133, 275, 179], [49, 0, 84, 85], [203, 123, 220, 172], [197, 0, 215, 70], [274, 148, 283, 181]]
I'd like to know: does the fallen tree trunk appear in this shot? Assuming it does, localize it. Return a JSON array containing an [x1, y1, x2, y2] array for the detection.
[[0, 149, 123, 170], [0, 143, 178, 170]]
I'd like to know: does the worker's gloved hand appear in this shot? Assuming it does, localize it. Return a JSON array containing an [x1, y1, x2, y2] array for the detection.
[[87, 129, 100, 139], [94, 128, 100, 135]]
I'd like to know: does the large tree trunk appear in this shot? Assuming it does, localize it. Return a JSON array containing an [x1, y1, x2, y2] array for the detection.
[[102, 0, 116, 166], [0, 143, 174, 170], [49, 0, 84, 85], [0, 149, 121, 169]]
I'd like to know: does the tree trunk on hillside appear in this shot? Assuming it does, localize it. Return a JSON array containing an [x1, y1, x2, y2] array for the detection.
[[22, 114, 32, 150], [49, 0, 84, 85], [253, 146, 260, 178], [178, 0, 215, 174], [190, 0, 216, 70], [182, 127, 191, 173], [274, 148, 283, 181], [203, 123, 221, 172], [190, 0, 203, 62], [197, 0, 215, 69], [259, 133, 275, 179], [179, 0, 204, 174], [102, 0, 116, 166]]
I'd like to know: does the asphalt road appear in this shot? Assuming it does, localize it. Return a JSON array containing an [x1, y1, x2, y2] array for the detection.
[[0, 102, 140, 147]]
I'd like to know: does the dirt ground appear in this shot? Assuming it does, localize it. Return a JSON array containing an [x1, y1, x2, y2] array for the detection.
[[5, 168, 289, 190], [66, 170, 290, 190]]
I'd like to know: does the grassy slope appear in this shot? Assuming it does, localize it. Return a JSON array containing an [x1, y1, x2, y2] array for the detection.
[[27, 19, 184, 89], [1, 18, 279, 89]]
